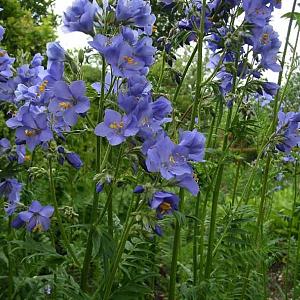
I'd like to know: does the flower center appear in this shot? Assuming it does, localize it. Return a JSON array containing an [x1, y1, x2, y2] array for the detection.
[[25, 129, 37, 137], [141, 117, 149, 126], [59, 101, 73, 110], [32, 223, 43, 233], [169, 155, 176, 164], [0, 50, 6, 57], [123, 56, 135, 64], [109, 121, 124, 130], [38, 80, 48, 94], [25, 155, 31, 161], [261, 33, 270, 45], [160, 202, 171, 213]]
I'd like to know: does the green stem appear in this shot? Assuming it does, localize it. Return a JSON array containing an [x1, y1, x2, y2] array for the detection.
[[231, 160, 241, 207], [193, 193, 201, 285], [48, 158, 80, 267], [168, 188, 185, 300], [158, 50, 166, 91], [206, 98, 220, 148], [293, 217, 300, 300], [172, 45, 197, 104], [241, 2, 297, 297], [205, 106, 233, 279], [7, 216, 13, 300], [98, 146, 123, 224], [101, 196, 142, 300], [80, 57, 107, 291], [189, 9, 206, 130], [272, 0, 297, 126], [279, 26, 300, 108], [285, 163, 298, 300]]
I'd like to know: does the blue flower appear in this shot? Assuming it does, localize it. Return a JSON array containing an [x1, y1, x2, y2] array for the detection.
[[0, 178, 22, 215], [243, 0, 272, 27], [149, 191, 179, 219], [12, 200, 54, 232], [133, 185, 144, 193], [0, 25, 5, 41], [116, 0, 156, 35], [6, 105, 53, 151], [0, 138, 10, 154], [66, 152, 83, 169], [31, 53, 44, 68], [94, 109, 139, 145], [179, 129, 206, 162], [276, 111, 300, 153], [63, 0, 99, 35], [49, 80, 90, 126], [262, 82, 279, 97], [57, 146, 83, 169], [0, 49, 15, 81], [46, 42, 65, 62]]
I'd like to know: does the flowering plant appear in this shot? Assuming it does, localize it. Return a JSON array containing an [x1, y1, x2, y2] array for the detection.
[[0, 0, 299, 299]]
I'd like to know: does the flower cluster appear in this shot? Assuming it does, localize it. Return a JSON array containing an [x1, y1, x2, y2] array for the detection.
[[180, 0, 282, 99], [88, 1, 205, 199], [0, 20, 82, 231]]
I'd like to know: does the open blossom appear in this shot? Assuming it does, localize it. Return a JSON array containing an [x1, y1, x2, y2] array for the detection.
[[276, 112, 300, 154], [0, 49, 15, 81], [0, 178, 22, 215], [149, 191, 179, 219], [116, 0, 156, 35], [243, 0, 272, 27], [179, 129, 206, 162], [146, 134, 200, 195], [49, 80, 90, 126], [12, 200, 54, 232], [94, 109, 139, 145], [6, 105, 53, 151], [62, 0, 99, 35], [89, 27, 155, 78]]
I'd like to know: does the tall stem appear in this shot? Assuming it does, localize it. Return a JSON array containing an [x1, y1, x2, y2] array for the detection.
[[285, 163, 298, 300], [240, 2, 297, 297], [231, 160, 241, 207], [168, 189, 185, 300], [205, 106, 233, 278], [100, 196, 143, 300], [80, 57, 106, 291], [193, 193, 201, 285], [169, 2, 206, 299], [48, 158, 80, 267]]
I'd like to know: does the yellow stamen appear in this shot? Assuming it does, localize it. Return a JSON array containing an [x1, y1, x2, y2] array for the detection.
[[38, 80, 48, 93], [0, 50, 6, 57], [169, 155, 176, 164], [32, 223, 43, 233], [160, 202, 171, 213], [25, 129, 36, 137], [109, 121, 124, 129], [123, 56, 135, 64], [59, 102, 72, 109], [152, 25, 158, 33], [24, 155, 31, 161], [261, 33, 270, 45]]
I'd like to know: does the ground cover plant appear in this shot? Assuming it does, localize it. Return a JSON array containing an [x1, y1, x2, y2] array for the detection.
[[0, 0, 300, 299]]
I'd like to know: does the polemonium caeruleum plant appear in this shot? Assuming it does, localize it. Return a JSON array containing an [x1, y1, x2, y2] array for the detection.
[[0, 0, 299, 299]]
